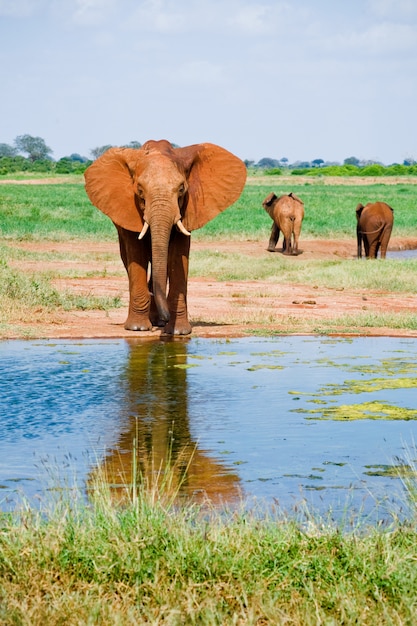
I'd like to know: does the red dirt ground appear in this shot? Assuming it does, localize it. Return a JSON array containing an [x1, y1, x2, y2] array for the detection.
[[6, 236, 417, 340]]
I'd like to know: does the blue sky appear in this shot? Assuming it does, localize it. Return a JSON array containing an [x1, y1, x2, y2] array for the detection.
[[1, 0, 416, 164]]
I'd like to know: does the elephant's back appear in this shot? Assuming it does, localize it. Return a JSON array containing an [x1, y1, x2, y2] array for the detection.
[[277, 197, 304, 220]]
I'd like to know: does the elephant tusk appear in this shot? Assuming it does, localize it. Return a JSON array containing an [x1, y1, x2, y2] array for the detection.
[[138, 221, 149, 240], [176, 219, 191, 236]]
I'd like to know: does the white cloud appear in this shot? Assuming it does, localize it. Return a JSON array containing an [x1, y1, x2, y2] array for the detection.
[[174, 60, 226, 86], [0, 0, 46, 17], [368, 0, 417, 20], [72, 0, 119, 25], [319, 21, 417, 58]]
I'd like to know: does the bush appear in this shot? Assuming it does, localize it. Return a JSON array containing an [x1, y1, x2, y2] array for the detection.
[[360, 164, 386, 176], [55, 158, 89, 174], [0, 156, 29, 175]]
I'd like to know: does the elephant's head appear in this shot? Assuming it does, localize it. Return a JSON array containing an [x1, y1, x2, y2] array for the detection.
[[84, 139, 246, 323]]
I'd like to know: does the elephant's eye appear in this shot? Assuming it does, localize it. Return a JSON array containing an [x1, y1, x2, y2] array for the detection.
[[178, 183, 186, 196], [137, 187, 145, 199]]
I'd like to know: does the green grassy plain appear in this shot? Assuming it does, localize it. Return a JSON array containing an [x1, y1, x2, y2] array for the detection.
[[0, 176, 416, 241], [1, 176, 416, 334]]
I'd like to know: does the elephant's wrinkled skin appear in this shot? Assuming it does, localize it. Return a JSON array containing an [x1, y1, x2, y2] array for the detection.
[[84, 139, 246, 334], [262, 192, 304, 255], [356, 201, 394, 259]]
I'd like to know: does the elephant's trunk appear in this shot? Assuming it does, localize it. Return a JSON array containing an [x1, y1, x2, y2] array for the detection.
[[148, 208, 174, 324]]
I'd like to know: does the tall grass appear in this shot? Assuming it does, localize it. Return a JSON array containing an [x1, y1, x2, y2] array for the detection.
[[0, 258, 121, 320], [1, 464, 417, 625], [0, 178, 416, 241]]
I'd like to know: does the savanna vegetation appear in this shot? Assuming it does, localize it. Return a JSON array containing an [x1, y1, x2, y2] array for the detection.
[[1, 173, 417, 624], [1, 470, 417, 625], [0, 176, 416, 335], [2, 133, 417, 178]]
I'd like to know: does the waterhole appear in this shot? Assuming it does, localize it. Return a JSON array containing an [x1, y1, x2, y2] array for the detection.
[[1, 336, 417, 520]]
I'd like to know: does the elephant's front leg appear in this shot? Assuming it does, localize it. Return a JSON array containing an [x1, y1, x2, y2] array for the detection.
[[165, 232, 192, 335], [267, 223, 280, 252], [117, 227, 153, 331]]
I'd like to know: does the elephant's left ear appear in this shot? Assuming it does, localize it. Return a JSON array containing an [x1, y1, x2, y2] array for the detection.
[[178, 143, 246, 231], [84, 148, 144, 232]]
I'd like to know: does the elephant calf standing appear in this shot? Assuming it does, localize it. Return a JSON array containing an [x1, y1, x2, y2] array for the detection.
[[356, 201, 394, 259], [262, 192, 304, 255]]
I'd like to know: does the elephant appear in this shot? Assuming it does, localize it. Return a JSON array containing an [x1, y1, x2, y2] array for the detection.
[[84, 139, 246, 335], [262, 192, 304, 255], [356, 201, 394, 259]]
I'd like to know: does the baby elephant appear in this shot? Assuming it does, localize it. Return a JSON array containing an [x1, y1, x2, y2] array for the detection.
[[356, 201, 394, 259], [262, 192, 305, 255]]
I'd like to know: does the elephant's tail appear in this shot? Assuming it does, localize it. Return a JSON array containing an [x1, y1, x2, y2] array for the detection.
[[358, 225, 384, 236]]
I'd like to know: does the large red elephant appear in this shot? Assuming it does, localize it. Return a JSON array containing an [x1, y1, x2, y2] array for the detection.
[[356, 201, 394, 259], [84, 140, 246, 334]]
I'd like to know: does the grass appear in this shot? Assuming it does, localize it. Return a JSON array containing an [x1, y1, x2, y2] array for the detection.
[[196, 177, 417, 240], [1, 461, 417, 625], [190, 251, 417, 292], [1, 176, 416, 242], [0, 176, 416, 335], [0, 183, 114, 240], [0, 257, 121, 324]]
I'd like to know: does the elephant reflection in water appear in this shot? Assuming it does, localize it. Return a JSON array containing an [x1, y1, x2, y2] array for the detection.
[[90, 339, 241, 505]]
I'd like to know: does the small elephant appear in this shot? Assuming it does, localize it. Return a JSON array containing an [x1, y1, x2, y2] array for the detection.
[[356, 201, 394, 259], [84, 139, 246, 335], [262, 192, 304, 255]]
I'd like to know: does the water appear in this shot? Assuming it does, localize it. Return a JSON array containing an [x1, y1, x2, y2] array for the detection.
[[389, 248, 417, 259], [1, 336, 417, 521]]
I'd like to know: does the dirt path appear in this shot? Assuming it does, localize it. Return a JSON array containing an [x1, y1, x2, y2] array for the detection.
[[6, 237, 417, 339]]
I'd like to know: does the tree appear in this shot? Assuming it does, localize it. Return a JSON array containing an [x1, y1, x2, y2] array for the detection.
[[14, 134, 53, 161], [123, 141, 142, 149], [0, 143, 18, 157], [90, 145, 113, 159], [68, 153, 88, 162], [291, 161, 311, 169], [256, 157, 280, 169], [344, 156, 360, 166], [311, 158, 324, 168]]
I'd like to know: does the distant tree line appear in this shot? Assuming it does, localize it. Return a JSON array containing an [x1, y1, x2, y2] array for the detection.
[[0, 135, 416, 177], [245, 154, 417, 176], [0, 136, 143, 176]]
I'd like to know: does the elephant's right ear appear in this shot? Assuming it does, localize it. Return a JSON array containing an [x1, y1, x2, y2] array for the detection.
[[84, 148, 144, 232], [263, 192, 277, 207], [177, 143, 246, 231]]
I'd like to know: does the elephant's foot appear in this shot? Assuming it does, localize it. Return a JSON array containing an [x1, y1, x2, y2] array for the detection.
[[163, 319, 192, 335], [267, 246, 276, 252], [150, 314, 166, 328], [124, 313, 153, 331]]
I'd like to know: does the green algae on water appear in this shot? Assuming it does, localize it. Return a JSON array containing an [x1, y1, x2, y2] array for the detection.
[[298, 400, 417, 421]]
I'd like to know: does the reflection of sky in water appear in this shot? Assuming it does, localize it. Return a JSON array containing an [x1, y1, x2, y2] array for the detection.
[[1, 336, 417, 519], [1, 341, 129, 494], [388, 248, 417, 259]]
